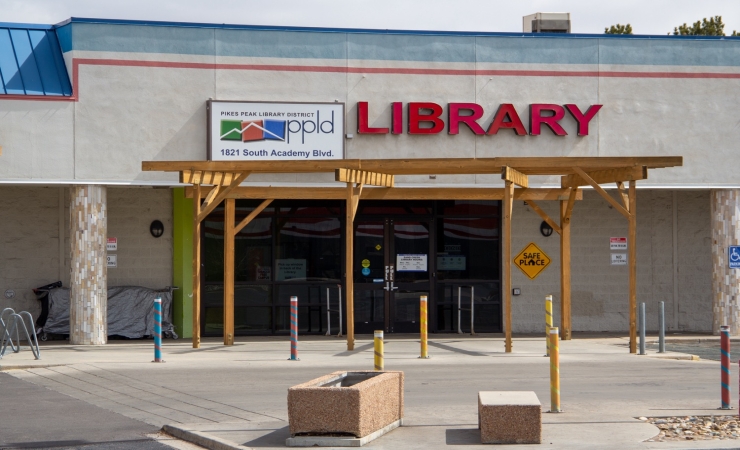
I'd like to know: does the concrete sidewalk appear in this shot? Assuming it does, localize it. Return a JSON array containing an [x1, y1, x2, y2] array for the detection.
[[1, 334, 738, 449]]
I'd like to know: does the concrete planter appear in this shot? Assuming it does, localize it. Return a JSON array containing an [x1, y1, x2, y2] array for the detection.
[[287, 370, 404, 439]]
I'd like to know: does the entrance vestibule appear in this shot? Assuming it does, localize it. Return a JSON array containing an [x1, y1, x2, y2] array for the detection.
[[200, 200, 501, 336]]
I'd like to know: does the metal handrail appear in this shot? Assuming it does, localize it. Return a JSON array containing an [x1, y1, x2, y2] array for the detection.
[[457, 285, 476, 335], [325, 284, 343, 337]]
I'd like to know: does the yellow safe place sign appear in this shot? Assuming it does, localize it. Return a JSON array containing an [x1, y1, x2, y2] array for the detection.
[[513, 242, 551, 280]]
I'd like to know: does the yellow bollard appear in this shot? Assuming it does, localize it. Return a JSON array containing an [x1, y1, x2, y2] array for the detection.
[[374, 330, 384, 371], [549, 327, 561, 413], [545, 295, 553, 356], [420, 296, 429, 359]]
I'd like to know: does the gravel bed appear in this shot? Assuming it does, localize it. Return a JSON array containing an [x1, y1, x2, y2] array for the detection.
[[643, 415, 740, 441]]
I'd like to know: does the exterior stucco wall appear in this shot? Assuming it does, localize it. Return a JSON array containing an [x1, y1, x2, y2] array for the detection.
[[509, 189, 712, 333], [1, 22, 739, 187], [106, 187, 173, 288]]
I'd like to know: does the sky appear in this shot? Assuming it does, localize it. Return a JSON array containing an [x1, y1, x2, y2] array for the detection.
[[2, 0, 740, 36]]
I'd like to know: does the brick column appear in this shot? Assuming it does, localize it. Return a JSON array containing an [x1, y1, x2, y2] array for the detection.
[[711, 189, 740, 335], [69, 185, 107, 345]]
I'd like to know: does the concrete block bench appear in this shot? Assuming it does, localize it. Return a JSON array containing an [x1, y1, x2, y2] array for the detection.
[[478, 391, 541, 444], [287, 370, 404, 446]]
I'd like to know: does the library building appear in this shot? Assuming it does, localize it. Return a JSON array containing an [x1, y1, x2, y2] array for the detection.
[[0, 14, 738, 353]]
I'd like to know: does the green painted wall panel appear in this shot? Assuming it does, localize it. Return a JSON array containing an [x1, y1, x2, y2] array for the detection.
[[172, 188, 193, 338]]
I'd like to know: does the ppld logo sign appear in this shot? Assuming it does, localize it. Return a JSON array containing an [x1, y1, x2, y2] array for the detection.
[[730, 246, 740, 269]]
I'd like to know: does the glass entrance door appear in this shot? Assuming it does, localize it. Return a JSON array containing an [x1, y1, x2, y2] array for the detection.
[[353, 218, 432, 334]]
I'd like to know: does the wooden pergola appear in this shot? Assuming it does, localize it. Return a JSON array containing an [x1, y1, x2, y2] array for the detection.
[[142, 157, 682, 354]]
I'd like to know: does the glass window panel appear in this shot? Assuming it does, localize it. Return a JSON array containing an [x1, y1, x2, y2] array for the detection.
[[203, 206, 226, 282], [438, 200, 499, 216], [28, 30, 63, 95], [276, 217, 341, 281], [278, 200, 341, 216], [354, 289, 384, 324], [354, 221, 384, 282], [0, 29, 23, 94], [394, 220, 430, 283], [436, 217, 499, 280], [9, 29, 43, 95], [203, 284, 224, 335], [436, 283, 500, 333], [235, 214, 273, 282], [276, 284, 330, 305], [204, 206, 273, 282], [275, 305, 328, 333], [235, 306, 272, 333], [357, 201, 432, 216]]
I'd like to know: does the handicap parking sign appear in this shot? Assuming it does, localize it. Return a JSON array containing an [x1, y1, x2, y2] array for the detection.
[[731, 246, 740, 269]]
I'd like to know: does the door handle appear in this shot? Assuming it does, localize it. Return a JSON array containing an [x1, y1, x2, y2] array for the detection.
[[389, 282, 399, 291]]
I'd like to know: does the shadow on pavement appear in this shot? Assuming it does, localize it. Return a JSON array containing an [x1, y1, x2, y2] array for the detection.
[[445, 428, 480, 445]]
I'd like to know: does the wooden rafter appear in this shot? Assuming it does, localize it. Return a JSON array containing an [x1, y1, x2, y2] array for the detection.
[[525, 198, 562, 235], [562, 166, 647, 189], [196, 172, 250, 223], [181, 170, 237, 185], [572, 167, 630, 219], [336, 168, 394, 187], [502, 166, 529, 188]]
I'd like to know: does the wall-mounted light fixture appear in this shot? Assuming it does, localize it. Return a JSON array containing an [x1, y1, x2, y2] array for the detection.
[[150, 220, 164, 238], [540, 220, 554, 237]]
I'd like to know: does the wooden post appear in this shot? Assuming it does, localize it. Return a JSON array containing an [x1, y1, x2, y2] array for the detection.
[[560, 201, 572, 340], [192, 183, 201, 349], [223, 198, 235, 346], [628, 181, 637, 353], [503, 180, 513, 352], [345, 182, 356, 351]]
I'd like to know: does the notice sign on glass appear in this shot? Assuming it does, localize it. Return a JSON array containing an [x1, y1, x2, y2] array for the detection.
[[397, 254, 427, 272], [610, 237, 627, 250], [276, 259, 306, 281], [208, 101, 345, 161], [438, 255, 466, 271]]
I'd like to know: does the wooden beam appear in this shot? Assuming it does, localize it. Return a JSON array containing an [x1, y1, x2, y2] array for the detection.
[[336, 168, 394, 187], [560, 199, 572, 341], [564, 188, 578, 221], [561, 166, 647, 189], [186, 186, 584, 201], [525, 199, 562, 235], [572, 167, 630, 219], [234, 199, 274, 235], [502, 166, 529, 188], [223, 198, 235, 346], [345, 182, 357, 351], [503, 181, 513, 353], [143, 156, 683, 175], [628, 180, 637, 354], [616, 181, 630, 212], [196, 172, 249, 223], [192, 183, 201, 349]]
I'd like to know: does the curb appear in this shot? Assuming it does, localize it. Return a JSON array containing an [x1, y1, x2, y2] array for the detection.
[[646, 354, 700, 361], [162, 424, 253, 450], [0, 364, 64, 371]]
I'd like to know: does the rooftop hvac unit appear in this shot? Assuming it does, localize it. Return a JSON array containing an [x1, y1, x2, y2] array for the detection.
[[523, 12, 571, 33]]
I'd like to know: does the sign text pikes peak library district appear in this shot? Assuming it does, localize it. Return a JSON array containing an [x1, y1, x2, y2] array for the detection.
[[208, 101, 345, 161]]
